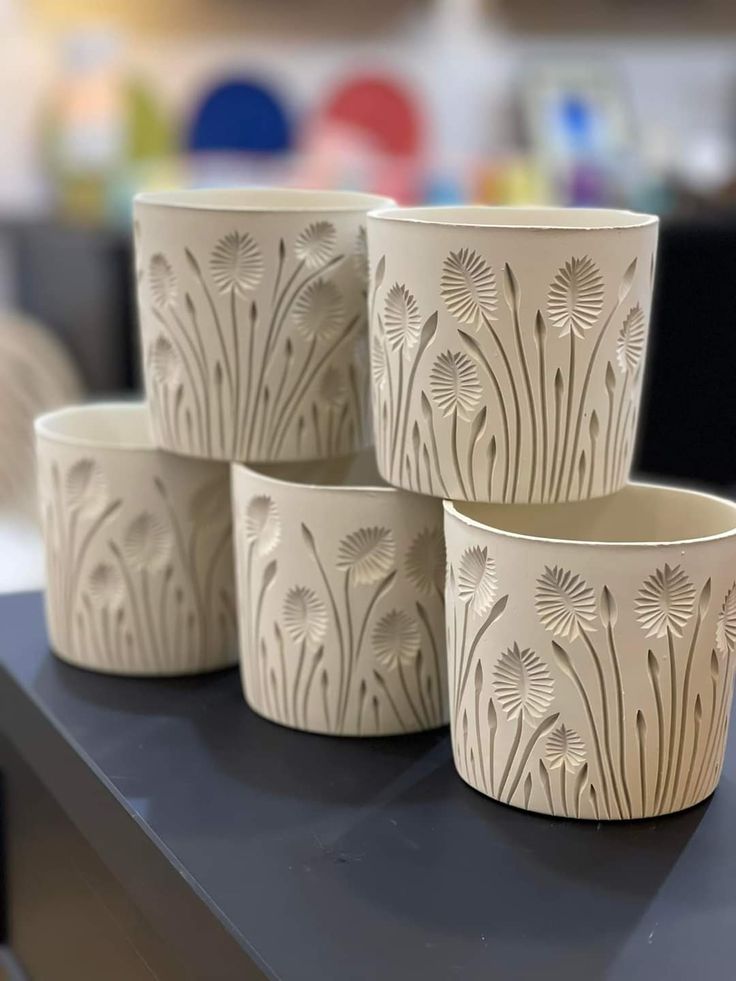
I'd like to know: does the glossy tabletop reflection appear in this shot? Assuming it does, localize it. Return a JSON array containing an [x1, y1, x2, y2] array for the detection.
[[1, 591, 735, 980]]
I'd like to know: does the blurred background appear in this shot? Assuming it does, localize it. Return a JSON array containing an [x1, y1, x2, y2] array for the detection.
[[2, 0, 736, 588]]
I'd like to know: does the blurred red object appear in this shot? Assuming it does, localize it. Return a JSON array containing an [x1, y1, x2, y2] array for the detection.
[[319, 74, 423, 159]]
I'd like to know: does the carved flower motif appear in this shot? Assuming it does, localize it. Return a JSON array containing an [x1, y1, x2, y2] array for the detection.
[[244, 495, 281, 556], [318, 367, 347, 409], [405, 527, 445, 596], [295, 221, 337, 269], [88, 562, 123, 608], [429, 350, 482, 419], [149, 254, 176, 308], [535, 565, 597, 640], [617, 303, 646, 373], [149, 335, 183, 386], [372, 610, 420, 669], [353, 225, 369, 281], [123, 512, 171, 571], [371, 336, 387, 388], [210, 231, 263, 295], [337, 526, 395, 585], [635, 563, 696, 639], [492, 643, 554, 721], [545, 724, 585, 771], [716, 583, 736, 657], [457, 545, 497, 616], [384, 283, 421, 352], [293, 279, 344, 343], [441, 248, 497, 326], [66, 458, 108, 516], [283, 585, 328, 645], [547, 256, 604, 338]]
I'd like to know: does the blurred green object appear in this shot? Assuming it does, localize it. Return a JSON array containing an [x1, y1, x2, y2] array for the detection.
[[126, 79, 176, 163]]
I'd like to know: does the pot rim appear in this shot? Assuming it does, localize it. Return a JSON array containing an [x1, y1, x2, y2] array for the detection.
[[444, 481, 736, 549], [35, 402, 155, 454], [135, 187, 395, 214], [232, 454, 403, 497], [367, 204, 658, 231]]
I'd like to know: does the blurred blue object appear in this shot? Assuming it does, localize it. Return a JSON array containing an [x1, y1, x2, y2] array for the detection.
[[188, 78, 293, 154], [423, 174, 465, 204]]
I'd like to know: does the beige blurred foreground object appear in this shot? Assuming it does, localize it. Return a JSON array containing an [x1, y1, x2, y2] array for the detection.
[[35, 403, 237, 675], [232, 451, 447, 736], [368, 206, 658, 503], [444, 484, 736, 819]]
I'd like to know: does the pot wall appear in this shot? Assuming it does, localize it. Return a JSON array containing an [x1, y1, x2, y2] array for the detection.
[[368, 208, 658, 503], [232, 456, 447, 735], [444, 494, 736, 819]]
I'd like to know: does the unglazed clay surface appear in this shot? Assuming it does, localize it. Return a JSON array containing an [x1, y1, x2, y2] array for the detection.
[[444, 484, 736, 819], [36, 404, 237, 675], [367, 207, 659, 503], [135, 189, 392, 463], [232, 453, 448, 736]]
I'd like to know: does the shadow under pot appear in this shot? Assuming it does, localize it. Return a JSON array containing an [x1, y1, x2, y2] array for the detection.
[[232, 450, 447, 736], [367, 206, 658, 504], [444, 484, 736, 819], [135, 187, 393, 464], [35, 403, 237, 676]]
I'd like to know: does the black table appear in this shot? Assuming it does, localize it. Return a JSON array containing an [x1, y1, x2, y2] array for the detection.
[[1, 591, 735, 980]]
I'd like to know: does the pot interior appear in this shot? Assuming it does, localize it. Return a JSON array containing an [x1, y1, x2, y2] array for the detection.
[[246, 449, 389, 491], [369, 205, 655, 230], [455, 484, 736, 545], [36, 403, 153, 451], [136, 188, 392, 212]]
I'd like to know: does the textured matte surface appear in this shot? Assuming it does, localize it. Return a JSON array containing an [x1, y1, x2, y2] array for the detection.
[[1, 590, 736, 980]]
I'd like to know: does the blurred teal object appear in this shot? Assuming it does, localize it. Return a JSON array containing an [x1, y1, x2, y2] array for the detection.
[[188, 78, 293, 154]]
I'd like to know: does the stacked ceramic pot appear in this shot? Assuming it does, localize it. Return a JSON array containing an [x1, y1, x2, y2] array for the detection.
[[365, 205, 736, 819]]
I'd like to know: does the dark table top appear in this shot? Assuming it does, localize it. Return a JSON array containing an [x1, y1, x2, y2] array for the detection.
[[1, 590, 735, 981]]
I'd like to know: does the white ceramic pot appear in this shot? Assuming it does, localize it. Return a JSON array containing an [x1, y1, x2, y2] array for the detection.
[[135, 188, 393, 463], [367, 206, 658, 503], [35, 403, 237, 675], [232, 451, 447, 735], [444, 484, 736, 819]]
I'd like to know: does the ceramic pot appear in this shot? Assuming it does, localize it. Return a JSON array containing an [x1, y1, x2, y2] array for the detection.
[[35, 403, 237, 675], [367, 206, 658, 503], [444, 484, 736, 819], [135, 188, 393, 463], [232, 451, 447, 735]]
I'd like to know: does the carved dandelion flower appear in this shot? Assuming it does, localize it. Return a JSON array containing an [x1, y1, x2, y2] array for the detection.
[[535, 565, 597, 640], [123, 512, 171, 571], [384, 283, 421, 352], [318, 366, 347, 409], [635, 563, 696, 639], [293, 279, 344, 343], [337, 526, 395, 585], [149, 254, 176, 308], [371, 336, 387, 388], [716, 583, 736, 657], [88, 561, 123, 608], [405, 526, 445, 596], [295, 221, 337, 269], [429, 350, 482, 419], [210, 231, 263, 295], [353, 225, 369, 281], [283, 585, 328, 645], [492, 642, 554, 721], [149, 335, 183, 386], [547, 256, 604, 338], [440, 248, 497, 326], [65, 458, 108, 516], [545, 724, 585, 771], [617, 303, 646, 373], [457, 545, 497, 615], [372, 610, 420, 669], [244, 495, 281, 556]]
